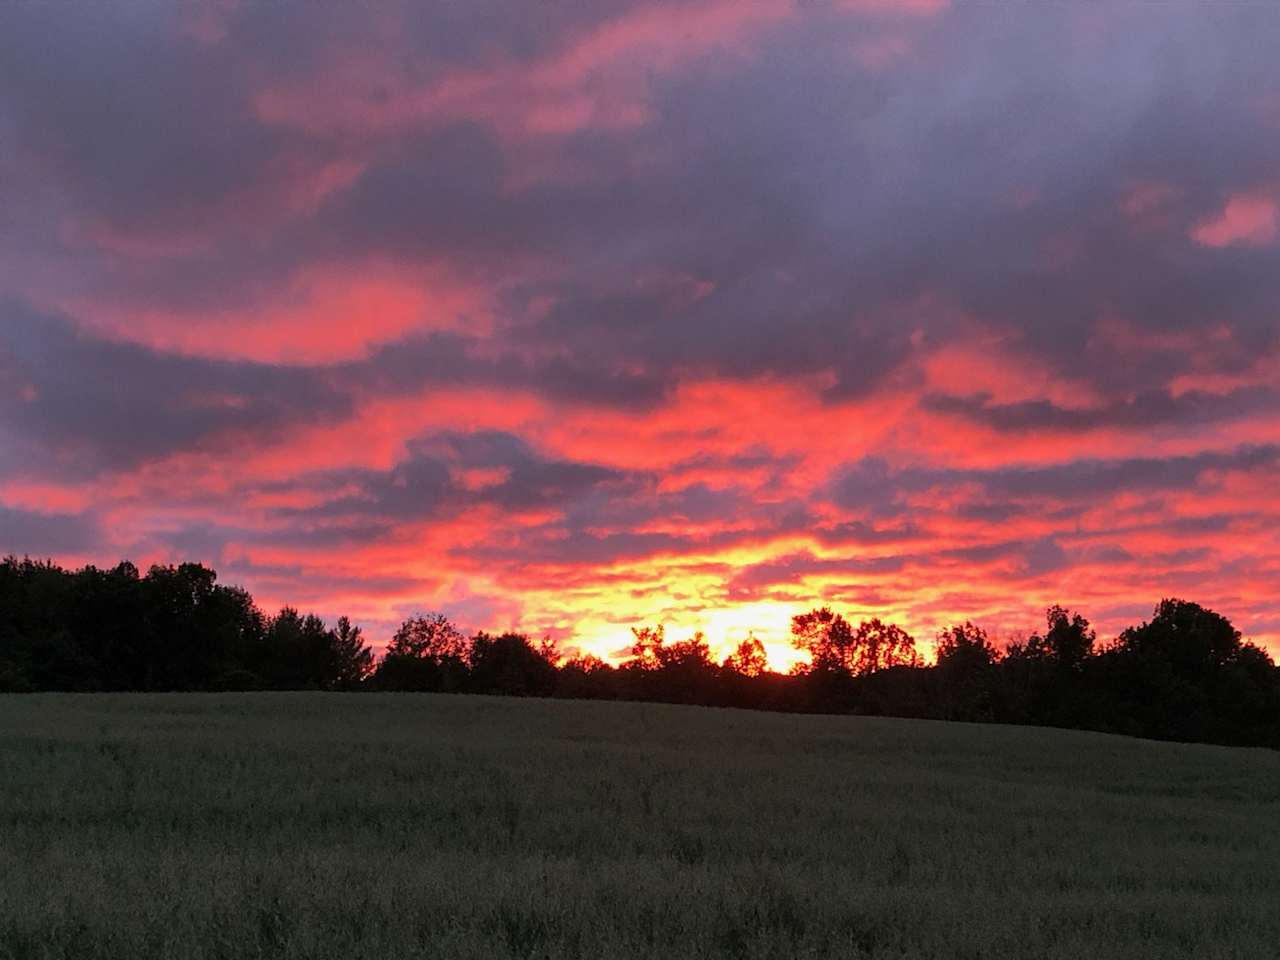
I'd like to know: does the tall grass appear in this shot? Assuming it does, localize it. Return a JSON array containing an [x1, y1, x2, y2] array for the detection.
[[1, 693, 1277, 958]]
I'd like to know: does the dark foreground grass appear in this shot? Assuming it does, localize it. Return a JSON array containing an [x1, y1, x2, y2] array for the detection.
[[1, 694, 1277, 959]]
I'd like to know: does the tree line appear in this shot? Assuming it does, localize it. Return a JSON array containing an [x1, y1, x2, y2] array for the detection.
[[2, 556, 1277, 749]]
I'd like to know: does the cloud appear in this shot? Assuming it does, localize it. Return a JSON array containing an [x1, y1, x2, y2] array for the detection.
[[297, 431, 625, 522], [3, 0, 1280, 658], [0, 504, 98, 556], [921, 387, 1280, 433], [0, 301, 351, 476], [1192, 193, 1278, 248], [831, 447, 1280, 512], [0, 3, 292, 240]]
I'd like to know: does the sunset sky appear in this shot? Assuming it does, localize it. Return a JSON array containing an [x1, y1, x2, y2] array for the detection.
[[2, 0, 1279, 665]]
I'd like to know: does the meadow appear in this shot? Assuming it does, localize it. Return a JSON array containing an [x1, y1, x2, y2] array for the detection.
[[1, 694, 1277, 959]]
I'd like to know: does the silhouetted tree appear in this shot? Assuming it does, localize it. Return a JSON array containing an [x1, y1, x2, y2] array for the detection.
[[851, 618, 920, 674], [627, 625, 665, 671], [468, 631, 558, 696], [373, 612, 469, 691], [619, 626, 720, 703], [935, 622, 999, 721], [537, 634, 562, 667], [1100, 599, 1278, 744], [261, 606, 305, 688], [556, 653, 616, 700], [387, 613, 467, 660], [3, 554, 1277, 749], [328, 616, 375, 690], [268, 613, 375, 692], [655, 631, 719, 703], [790, 608, 855, 674], [791, 609, 919, 677], [0, 555, 313, 691], [141, 563, 225, 688], [1001, 607, 1096, 726], [1117, 599, 1240, 674], [722, 635, 768, 678], [1026, 605, 1095, 670], [655, 632, 714, 671]]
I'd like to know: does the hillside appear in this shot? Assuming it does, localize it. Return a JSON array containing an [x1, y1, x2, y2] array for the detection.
[[1, 693, 1277, 959]]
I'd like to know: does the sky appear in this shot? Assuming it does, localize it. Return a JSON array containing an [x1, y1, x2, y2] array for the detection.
[[2, 0, 1279, 665]]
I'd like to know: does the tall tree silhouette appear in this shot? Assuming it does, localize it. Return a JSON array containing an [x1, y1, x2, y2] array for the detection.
[[790, 608, 855, 674], [851, 618, 920, 674], [1000, 607, 1097, 726], [1023, 605, 1095, 670], [1101, 599, 1278, 743], [723, 635, 768, 678], [328, 616, 375, 690], [468, 632, 557, 696], [373, 613, 468, 691], [621, 626, 719, 703], [790, 609, 919, 676], [935, 621, 999, 721]]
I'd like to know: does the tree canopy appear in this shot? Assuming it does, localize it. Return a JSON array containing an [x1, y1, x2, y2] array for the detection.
[[2, 556, 1277, 749]]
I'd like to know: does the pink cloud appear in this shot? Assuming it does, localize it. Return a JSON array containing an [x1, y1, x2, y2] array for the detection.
[[837, 0, 949, 15], [67, 261, 494, 364], [1192, 192, 1278, 248], [253, 0, 794, 143]]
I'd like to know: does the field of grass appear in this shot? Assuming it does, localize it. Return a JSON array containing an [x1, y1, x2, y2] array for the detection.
[[1, 694, 1277, 959]]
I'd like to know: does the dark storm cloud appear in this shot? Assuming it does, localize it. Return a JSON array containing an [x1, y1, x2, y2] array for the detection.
[[0, 302, 351, 475], [832, 446, 1280, 514], [294, 431, 624, 522], [275, 23, 932, 391], [354, 0, 1280, 406], [316, 123, 517, 261], [811, 520, 923, 547], [922, 387, 1280, 433], [7, 0, 1280, 415], [942, 537, 1068, 578], [981, 447, 1280, 500], [0, 3, 286, 234], [0, 505, 98, 556], [353, 332, 670, 409], [227, 0, 649, 77], [549, 482, 814, 560], [838, 2, 1280, 377], [726, 551, 909, 600], [556, 481, 781, 534], [312, 0, 1280, 406]]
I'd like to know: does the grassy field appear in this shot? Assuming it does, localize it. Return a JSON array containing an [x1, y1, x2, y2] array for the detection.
[[1, 694, 1277, 959]]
